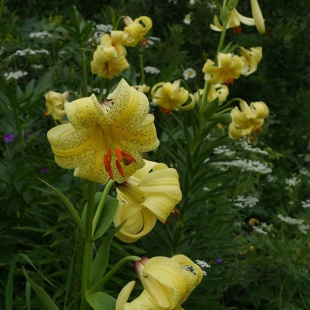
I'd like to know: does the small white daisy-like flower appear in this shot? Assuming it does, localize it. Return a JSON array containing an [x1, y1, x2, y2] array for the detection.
[[183, 14, 192, 25], [183, 68, 196, 80]]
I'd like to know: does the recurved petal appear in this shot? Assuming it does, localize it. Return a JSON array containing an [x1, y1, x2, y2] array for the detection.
[[234, 9, 255, 26], [47, 123, 92, 157], [142, 257, 187, 307], [124, 290, 167, 310], [106, 79, 149, 128], [250, 101, 269, 118], [65, 94, 104, 130], [114, 203, 157, 243], [143, 193, 179, 222], [116, 281, 136, 310], [139, 168, 182, 201]]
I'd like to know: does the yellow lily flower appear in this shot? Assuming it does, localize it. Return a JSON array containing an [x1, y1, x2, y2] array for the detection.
[[47, 79, 159, 184], [122, 16, 153, 47], [151, 80, 195, 114], [133, 84, 150, 94], [116, 255, 203, 310], [250, 0, 265, 34], [210, 8, 255, 32], [229, 100, 269, 139], [239, 47, 262, 76], [194, 84, 229, 104], [203, 53, 244, 85], [45, 91, 69, 121], [114, 160, 182, 242], [91, 33, 129, 79]]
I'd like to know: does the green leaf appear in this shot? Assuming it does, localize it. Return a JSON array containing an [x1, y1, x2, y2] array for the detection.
[[33, 69, 55, 97], [89, 223, 125, 289], [93, 195, 119, 240], [5, 255, 19, 310], [202, 97, 219, 118], [37, 178, 85, 235], [86, 291, 116, 310], [22, 267, 60, 310], [20, 254, 56, 288]]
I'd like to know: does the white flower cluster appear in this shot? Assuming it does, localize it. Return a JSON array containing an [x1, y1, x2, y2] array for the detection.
[[239, 139, 268, 155], [233, 195, 259, 208], [31, 64, 44, 69], [253, 226, 267, 235], [285, 177, 300, 187], [10, 49, 50, 57], [183, 14, 191, 25], [213, 145, 235, 157], [195, 259, 211, 276], [266, 174, 277, 183], [4, 71, 28, 80], [29, 31, 52, 39], [299, 168, 310, 176], [299, 224, 310, 235], [214, 159, 272, 174], [144, 66, 160, 74], [302, 200, 310, 208], [93, 24, 113, 42], [277, 214, 304, 225]]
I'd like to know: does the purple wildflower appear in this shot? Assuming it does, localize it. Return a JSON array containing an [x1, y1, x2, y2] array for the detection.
[[3, 133, 15, 143], [216, 258, 223, 264], [39, 166, 49, 174]]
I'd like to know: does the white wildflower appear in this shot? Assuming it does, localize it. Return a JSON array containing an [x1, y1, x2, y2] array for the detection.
[[29, 31, 52, 39], [232, 195, 259, 208], [183, 68, 196, 80], [299, 224, 309, 235], [266, 174, 277, 183], [183, 14, 192, 25], [213, 145, 235, 157], [4, 71, 28, 80], [301, 200, 310, 208], [253, 226, 267, 235], [144, 66, 160, 74], [277, 214, 304, 225], [285, 177, 300, 187], [195, 259, 211, 276]]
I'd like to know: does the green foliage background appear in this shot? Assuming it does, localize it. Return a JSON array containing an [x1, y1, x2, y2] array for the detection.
[[1, 0, 310, 309]]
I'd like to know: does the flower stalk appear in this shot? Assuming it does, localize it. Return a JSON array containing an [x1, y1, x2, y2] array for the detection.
[[80, 181, 97, 310]]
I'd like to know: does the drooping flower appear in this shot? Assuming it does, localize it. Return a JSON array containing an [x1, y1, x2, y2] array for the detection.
[[183, 68, 196, 80], [122, 16, 152, 47], [151, 80, 195, 114], [91, 33, 129, 79], [116, 255, 203, 310], [114, 160, 182, 243], [210, 8, 255, 32], [239, 47, 262, 76], [203, 53, 244, 85], [250, 0, 265, 34], [47, 79, 159, 184], [194, 84, 229, 105], [45, 91, 70, 121], [133, 84, 150, 94], [229, 100, 269, 139]]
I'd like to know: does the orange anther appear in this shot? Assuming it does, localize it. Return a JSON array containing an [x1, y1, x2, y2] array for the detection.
[[114, 147, 123, 161], [116, 160, 125, 177], [121, 150, 136, 165]]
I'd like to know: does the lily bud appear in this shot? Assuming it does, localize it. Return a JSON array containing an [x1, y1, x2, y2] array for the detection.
[[250, 0, 265, 34]]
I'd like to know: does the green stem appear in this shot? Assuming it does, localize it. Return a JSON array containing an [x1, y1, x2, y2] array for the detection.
[[88, 256, 141, 294], [139, 47, 145, 85], [80, 181, 97, 310], [80, 48, 88, 97], [98, 78, 106, 102], [92, 179, 115, 236]]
